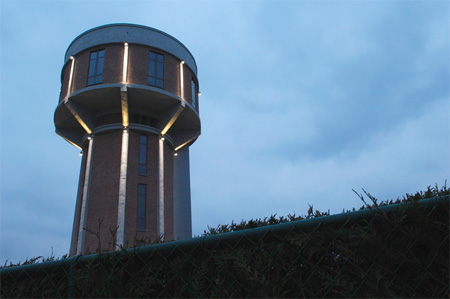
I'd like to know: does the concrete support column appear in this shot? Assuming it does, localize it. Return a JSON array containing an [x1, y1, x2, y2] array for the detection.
[[173, 146, 192, 240], [157, 138, 165, 239], [116, 129, 129, 250], [76, 137, 94, 255], [67, 56, 75, 97]]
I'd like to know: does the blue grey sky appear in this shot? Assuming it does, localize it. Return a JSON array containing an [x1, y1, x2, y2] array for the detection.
[[1, 0, 449, 264]]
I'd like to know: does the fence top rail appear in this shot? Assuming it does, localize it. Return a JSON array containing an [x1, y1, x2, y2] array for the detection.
[[2, 195, 448, 275]]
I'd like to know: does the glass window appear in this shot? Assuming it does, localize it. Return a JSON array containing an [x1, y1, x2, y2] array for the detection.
[[139, 135, 147, 175], [87, 49, 104, 86], [191, 80, 196, 108], [148, 51, 164, 88], [132, 114, 158, 127], [137, 184, 146, 230]]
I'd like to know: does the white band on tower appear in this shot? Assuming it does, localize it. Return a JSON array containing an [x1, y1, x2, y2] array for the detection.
[[116, 129, 129, 249], [77, 137, 94, 254]]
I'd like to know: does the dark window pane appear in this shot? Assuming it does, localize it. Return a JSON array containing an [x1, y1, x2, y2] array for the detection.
[[137, 201, 145, 217], [138, 165, 147, 175], [149, 51, 163, 88], [88, 60, 97, 76], [97, 58, 104, 74], [156, 62, 163, 79], [139, 145, 146, 164], [88, 49, 105, 86], [139, 135, 147, 175], [192, 80, 196, 108], [137, 219, 145, 230], [148, 60, 155, 77], [137, 184, 146, 230], [138, 185, 146, 196]]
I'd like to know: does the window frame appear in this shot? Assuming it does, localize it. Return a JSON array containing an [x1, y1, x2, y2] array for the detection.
[[138, 135, 147, 176], [136, 184, 147, 231], [148, 51, 164, 88], [87, 49, 105, 86], [191, 79, 197, 109]]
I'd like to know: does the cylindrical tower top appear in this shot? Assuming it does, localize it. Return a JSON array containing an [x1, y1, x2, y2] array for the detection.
[[65, 23, 197, 75]]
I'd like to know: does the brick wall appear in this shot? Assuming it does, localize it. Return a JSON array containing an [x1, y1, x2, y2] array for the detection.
[[124, 131, 159, 245], [164, 142, 174, 240], [69, 147, 88, 256], [62, 43, 186, 99], [84, 131, 122, 253]]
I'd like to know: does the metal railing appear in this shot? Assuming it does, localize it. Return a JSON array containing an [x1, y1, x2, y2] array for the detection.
[[1, 196, 448, 298]]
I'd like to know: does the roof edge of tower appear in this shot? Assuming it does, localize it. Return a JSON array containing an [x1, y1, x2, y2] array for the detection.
[[65, 23, 198, 75]]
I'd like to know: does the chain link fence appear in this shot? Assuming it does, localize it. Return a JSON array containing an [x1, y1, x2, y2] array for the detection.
[[1, 196, 448, 298]]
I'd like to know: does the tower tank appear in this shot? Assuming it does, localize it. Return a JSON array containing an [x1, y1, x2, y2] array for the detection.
[[54, 24, 200, 255]]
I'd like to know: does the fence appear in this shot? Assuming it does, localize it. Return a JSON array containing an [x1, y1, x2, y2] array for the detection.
[[1, 196, 448, 298]]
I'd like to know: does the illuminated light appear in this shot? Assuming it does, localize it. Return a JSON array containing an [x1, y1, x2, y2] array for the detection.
[[160, 136, 165, 141], [59, 134, 82, 150], [87, 135, 92, 140], [77, 138, 94, 254], [198, 92, 202, 96], [116, 124, 130, 249], [174, 139, 193, 152], [160, 127, 169, 136], [122, 42, 129, 83], [174, 152, 178, 156], [121, 86, 129, 127], [67, 56, 75, 96], [180, 61, 184, 99], [65, 101, 92, 134], [157, 137, 165, 238], [123, 127, 128, 133], [79, 151, 83, 156], [160, 103, 185, 135]]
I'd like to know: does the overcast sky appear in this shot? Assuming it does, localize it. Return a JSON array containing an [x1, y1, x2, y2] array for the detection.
[[1, 0, 449, 264]]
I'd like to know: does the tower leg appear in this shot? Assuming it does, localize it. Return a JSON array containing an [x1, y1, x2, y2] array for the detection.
[[116, 129, 129, 250], [157, 138, 165, 239], [76, 138, 94, 255]]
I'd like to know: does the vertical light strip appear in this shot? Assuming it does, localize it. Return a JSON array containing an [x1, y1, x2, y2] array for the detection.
[[122, 43, 129, 83], [76, 137, 94, 255], [67, 56, 75, 97], [121, 86, 129, 128], [157, 138, 165, 239], [180, 61, 185, 100], [116, 129, 129, 250]]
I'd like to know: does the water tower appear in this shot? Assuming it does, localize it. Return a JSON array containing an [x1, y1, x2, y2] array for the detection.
[[54, 24, 200, 255]]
